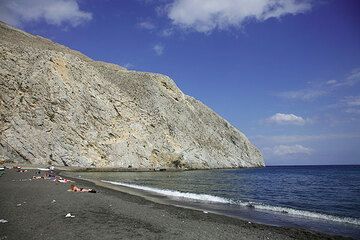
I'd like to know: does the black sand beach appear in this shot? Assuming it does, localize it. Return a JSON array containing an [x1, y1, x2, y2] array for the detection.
[[0, 168, 351, 240]]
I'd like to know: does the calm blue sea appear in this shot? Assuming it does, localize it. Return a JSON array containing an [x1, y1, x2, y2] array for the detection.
[[68, 165, 360, 239]]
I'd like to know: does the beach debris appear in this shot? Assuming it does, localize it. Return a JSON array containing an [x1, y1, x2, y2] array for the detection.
[[203, 211, 208, 214], [16, 203, 21, 207], [0, 219, 8, 223], [52, 200, 56, 203], [65, 213, 75, 218], [248, 221, 252, 224]]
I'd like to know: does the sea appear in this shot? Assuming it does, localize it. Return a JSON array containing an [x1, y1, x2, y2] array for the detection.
[[66, 165, 360, 239]]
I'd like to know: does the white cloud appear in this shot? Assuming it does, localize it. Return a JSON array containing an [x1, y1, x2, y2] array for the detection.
[[270, 144, 312, 156], [138, 20, 156, 30], [266, 113, 306, 125], [153, 43, 164, 56], [0, 0, 92, 27], [166, 0, 311, 33]]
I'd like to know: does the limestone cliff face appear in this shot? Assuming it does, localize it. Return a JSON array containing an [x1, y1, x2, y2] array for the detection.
[[0, 22, 264, 169]]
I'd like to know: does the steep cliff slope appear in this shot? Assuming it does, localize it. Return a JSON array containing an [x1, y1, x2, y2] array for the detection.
[[0, 22, 263, 169]]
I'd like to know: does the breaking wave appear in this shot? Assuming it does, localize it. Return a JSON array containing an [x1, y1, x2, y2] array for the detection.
[[102, 180, 229, 203], [102, 180, 360, 226], [252, 203, 360, 226]]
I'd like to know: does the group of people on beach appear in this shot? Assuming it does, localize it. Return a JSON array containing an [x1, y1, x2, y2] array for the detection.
[[32, 169, 70, 182], [10, 166, 96, 193]]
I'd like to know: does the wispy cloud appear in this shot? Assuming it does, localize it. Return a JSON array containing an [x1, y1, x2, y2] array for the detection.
[[165, 0, 311, 33], [345, 108, 360, 114], [276, 89, 327, 101], [254, 133, 360, 161], [265, 113, 307, 125], [0, 0, 92, 27], [161, 28, 174, 37], [138, 20, 156, 30], [265, 144, 312, 156], [338, 96, 360, 115], [328, 95, 360, 114], [253, 133, 360, 144], [277, 68, 360, 101], [326, 79, 337, 85], [342, 96, 360, 107], [327, 68, 360, 88], [153, 43, 164, 56]]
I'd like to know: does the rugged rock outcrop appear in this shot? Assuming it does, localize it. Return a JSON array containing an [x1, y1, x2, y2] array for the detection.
[[0, 22, 264, 169]]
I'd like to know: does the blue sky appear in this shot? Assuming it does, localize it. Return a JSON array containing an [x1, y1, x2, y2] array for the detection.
[[1, 0, 359, 165]]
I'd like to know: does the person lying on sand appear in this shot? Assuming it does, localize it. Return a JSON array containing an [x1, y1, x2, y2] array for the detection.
[[69, 184, 96, 193], [32, 174, 71, 182], [32, 173, 52, 180], [57, 177, 72, 183]]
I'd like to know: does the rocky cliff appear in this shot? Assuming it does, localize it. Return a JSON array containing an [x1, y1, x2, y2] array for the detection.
[[0, 22, 264, 169]]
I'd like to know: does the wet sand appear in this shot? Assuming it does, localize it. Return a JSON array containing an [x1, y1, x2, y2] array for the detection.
[[0, 168, 351, 240]]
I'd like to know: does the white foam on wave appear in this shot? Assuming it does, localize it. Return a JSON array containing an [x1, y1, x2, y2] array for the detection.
[[102, 180, 360, 226], [252, 203, 360, 226], [101, 180, 230, 203]]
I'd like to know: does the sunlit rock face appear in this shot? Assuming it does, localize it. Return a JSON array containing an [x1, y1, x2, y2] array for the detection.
[[0, 22, 263, 169]]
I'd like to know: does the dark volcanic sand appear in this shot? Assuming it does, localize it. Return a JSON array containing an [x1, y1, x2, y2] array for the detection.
[[0, 169, 351, 240]]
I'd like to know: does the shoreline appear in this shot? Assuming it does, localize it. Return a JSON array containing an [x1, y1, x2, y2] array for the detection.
[[59, 169, 354, 240], [61, 170, 359, 240], [0, 167, 353, 239]]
